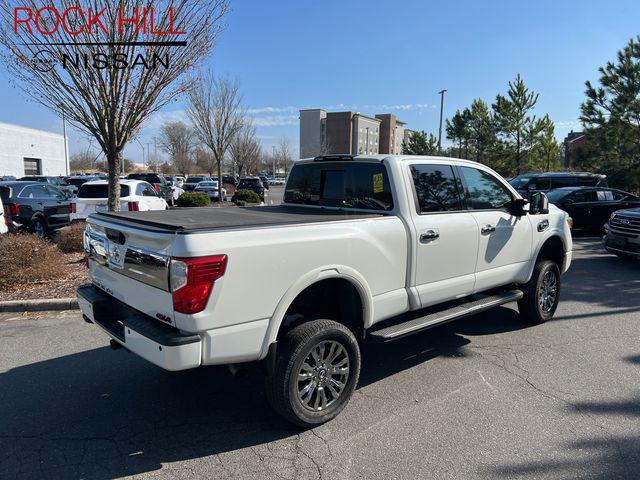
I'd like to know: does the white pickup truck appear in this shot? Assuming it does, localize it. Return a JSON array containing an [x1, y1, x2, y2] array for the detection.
[[78, 155, 572, 426]]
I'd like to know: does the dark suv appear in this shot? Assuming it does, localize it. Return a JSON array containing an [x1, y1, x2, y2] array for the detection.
[[237, 177, 265, 201], [19, 175, 76, 196], [0, 181, 72, 236], [126, 173, 173, 203], [509, 172, 607, 197]]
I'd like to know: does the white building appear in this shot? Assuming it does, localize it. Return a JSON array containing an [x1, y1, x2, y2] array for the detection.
[[0, 122, 68, 178]]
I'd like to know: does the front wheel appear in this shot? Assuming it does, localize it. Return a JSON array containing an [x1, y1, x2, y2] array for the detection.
[[518, 260, 561, 324], [265, 319, 361, 427]]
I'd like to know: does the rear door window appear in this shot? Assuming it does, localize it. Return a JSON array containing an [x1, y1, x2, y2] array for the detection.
[[569, 190, 597, 203], [410, 164, 462, 213], [0, 187, 11, 203], [596, 190, 614, 201], [285, 162, 394, 211], [550, 177, 578, 189]]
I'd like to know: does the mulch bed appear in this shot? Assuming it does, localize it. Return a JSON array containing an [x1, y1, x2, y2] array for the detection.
[[0, 252, 89, 302]]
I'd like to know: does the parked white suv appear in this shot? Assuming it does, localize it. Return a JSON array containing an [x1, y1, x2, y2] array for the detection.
[[78, 155, 572, 426], [72, 180, 168, 220]]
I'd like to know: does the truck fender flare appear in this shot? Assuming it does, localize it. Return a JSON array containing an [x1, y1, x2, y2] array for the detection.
[[525, 229, 567, 280], [259, 265, 374, 360]]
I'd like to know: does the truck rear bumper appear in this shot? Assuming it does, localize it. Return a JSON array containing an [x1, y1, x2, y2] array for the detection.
[[77, 284, 202, 371]]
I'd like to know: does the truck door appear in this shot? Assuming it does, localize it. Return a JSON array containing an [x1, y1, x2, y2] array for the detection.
[[407, 162, 478, 308], [457, 165, 532, 291]]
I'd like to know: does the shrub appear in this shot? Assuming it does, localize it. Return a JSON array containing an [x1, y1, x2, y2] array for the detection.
[[232, 189, 261, 204], [0, 234, 66, 291], [54, 222, 85, 253], [176, 191, 211, 207]]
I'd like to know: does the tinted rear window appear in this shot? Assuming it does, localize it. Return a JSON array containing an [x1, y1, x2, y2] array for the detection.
[[284, 162, 394, 211], [78, 184, 130, 198], [186, 177, 206, 183], [239, 179, 261, 188]]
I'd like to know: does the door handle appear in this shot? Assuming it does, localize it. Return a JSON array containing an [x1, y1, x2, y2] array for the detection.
[[420, 230, 440, 242], [481, 224, 496, 234]]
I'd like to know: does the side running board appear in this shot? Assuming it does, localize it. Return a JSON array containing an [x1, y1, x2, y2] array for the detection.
[[368, 290, 523, 342]]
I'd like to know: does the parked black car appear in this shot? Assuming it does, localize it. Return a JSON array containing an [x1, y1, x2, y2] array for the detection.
[[19, 175, 76, 196], [509, 172, 607, 197], [237, 177, 265, 201], [65, 175, 101, 192], [259, 175, 270, 190], [546, 187, 640, 231], [222, 175, 238, 187], [603, 208, 640, 259], [126, 173, 173, 203], [183, 176, 210, 191], [0, 181, 72, 236]]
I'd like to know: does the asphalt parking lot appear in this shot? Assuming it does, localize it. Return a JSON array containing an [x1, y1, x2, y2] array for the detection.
[[265, 185, 284, 205], [1, 238, 639, 480]]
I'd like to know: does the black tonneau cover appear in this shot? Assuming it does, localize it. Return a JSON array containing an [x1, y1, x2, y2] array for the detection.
[[92, 205, 386, 233]]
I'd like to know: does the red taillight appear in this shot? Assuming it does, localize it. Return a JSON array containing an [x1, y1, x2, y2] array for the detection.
[[171, 255, 227, 314], [6, 203, 19, 216], [70, 202, 76, 214], [154, 185, 159, 192], [128, 201, 139, 211]]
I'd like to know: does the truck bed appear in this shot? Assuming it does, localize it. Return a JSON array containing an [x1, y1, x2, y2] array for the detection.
[[92, 205, 386, 233]]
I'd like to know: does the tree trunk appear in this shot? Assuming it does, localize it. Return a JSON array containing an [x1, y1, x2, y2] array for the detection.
[[107, 152, 122, 212], [217, 159, 223, 199]]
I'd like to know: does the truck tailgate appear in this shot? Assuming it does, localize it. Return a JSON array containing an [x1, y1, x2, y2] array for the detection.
[[85, 215, 177, 326]]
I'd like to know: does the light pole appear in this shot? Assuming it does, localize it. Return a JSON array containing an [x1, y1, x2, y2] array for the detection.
[[62, 113, 69, 176], [437, 89, 447, 154]]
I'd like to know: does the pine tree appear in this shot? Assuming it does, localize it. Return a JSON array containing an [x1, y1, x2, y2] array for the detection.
[[467, 99, 497, 165], [580, 36, 640, 192], [493, 74, 541, 175], [402, 131, 439, 155], [446, 110, 467, 158]]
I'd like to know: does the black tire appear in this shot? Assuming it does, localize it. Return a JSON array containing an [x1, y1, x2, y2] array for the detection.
[[29, 217, 47, 237], [265, 319, 361, 428], [518, 260, 561, 324]]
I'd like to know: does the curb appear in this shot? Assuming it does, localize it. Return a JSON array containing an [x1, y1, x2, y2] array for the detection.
[[0, 298, 79, 313]]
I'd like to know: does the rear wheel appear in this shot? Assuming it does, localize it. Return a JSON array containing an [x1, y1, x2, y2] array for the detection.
[[29, 218, 47, 237], [518, 260, 561, 324], [265, 319, 360, 427]]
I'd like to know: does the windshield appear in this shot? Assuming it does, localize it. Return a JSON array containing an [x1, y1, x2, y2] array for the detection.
[[78, 184, 130, 198], [284, 162, 394, 211], [546, 189, 569, 203], [186, 176, 207, 183], [509, 176, 533, 188], [198, 181, 218, 187]]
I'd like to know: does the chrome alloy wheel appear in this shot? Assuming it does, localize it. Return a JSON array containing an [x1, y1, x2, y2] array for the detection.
[[297, 340, 350, 412], [538, 270, 558, 314]]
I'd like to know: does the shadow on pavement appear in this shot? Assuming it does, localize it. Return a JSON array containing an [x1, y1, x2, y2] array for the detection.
[[483, 354, 640, 479], [0, 303, 532, 479], [557, 239, 640, 315]]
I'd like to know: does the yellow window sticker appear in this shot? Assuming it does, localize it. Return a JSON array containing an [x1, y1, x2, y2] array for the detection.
[[373, 173, 384, 193]]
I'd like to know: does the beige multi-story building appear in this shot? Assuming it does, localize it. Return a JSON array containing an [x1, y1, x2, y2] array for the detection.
[[299, 109, 407, 158]]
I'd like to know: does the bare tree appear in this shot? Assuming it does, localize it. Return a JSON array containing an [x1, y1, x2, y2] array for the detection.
[[188, 74, 244, 198], [229, 122, 261, 178], [193, 146, 213, 173], [69, 151, 94, 171], [145, 153, 163, 173], [0, 1, 227, 210], [275, 136, 294, 176], [158, 121, 195, 175]]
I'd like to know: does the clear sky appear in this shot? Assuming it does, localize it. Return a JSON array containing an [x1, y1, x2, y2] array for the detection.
[[1, 0, 639, 164]]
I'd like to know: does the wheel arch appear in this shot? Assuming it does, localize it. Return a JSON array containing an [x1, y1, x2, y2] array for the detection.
[[259, 265, 373, 360], [526, 232, 567, 281]]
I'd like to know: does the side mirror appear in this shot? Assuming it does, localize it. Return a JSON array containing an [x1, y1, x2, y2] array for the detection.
[[510, 197, 529, 216], [530, 192, 549, 215]]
